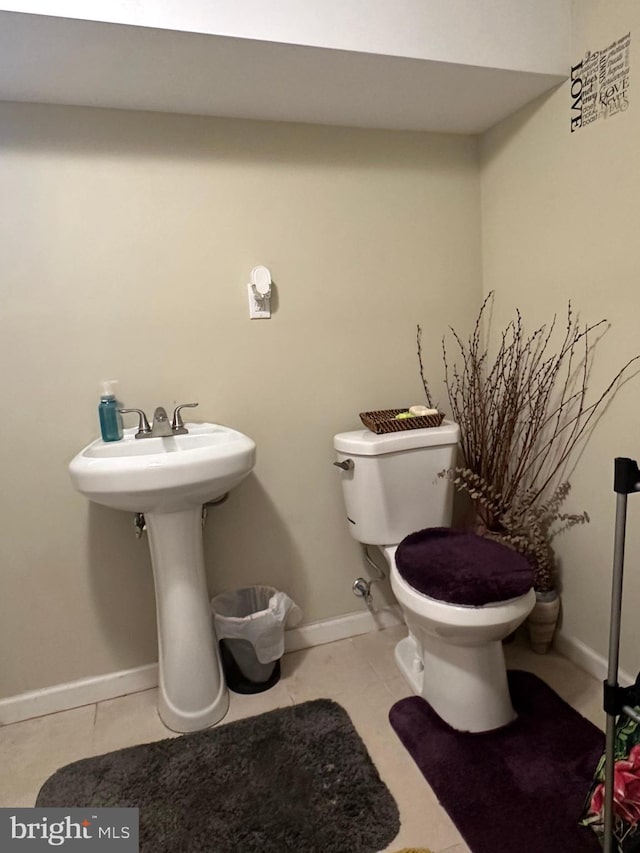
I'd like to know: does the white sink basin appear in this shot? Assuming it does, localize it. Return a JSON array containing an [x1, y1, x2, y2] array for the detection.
[[69, 423, 256, 513]]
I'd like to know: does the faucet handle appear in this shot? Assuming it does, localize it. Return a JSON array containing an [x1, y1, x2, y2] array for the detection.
[[171, 402, 198, 432], [119, 408, 152, 439]]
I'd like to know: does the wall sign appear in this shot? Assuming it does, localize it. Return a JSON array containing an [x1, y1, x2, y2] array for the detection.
[[570, 32, 630, 131]]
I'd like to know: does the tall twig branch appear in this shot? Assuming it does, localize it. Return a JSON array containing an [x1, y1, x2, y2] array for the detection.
[[416, 325, 435, 408]]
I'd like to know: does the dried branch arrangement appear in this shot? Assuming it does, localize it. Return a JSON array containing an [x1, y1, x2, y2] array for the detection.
[[450, 473, 588, 592], [418, 292, 640, 591]]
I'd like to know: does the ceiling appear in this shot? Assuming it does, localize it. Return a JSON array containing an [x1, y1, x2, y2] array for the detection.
[[0, 10, 567, 133]]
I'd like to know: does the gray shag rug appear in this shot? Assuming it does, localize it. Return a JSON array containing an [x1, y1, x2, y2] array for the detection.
[[37, 698, 400, 853]]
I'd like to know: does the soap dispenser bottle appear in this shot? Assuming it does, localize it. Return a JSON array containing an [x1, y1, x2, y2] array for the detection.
[[99, 380, 124, 442]]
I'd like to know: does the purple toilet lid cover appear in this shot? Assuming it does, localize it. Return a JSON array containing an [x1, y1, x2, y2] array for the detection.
[[395, 527, 534, 606]]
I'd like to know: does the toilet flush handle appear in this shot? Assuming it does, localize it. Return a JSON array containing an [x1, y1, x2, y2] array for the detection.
[[333, 459, 354, 471]]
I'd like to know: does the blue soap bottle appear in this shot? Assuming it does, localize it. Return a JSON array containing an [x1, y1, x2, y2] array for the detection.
[[99, 379, 124, 442]]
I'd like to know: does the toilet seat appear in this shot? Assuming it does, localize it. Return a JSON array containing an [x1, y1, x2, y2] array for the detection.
[[386, 545, 536, 630], [395, 527, 534, 606]]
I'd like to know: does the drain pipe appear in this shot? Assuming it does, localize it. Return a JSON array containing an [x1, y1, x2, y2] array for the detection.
[[131, 493, 230, 537], [352, 544, 387, 611]]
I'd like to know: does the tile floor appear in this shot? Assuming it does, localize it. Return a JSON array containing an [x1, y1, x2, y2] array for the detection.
[[0, 625, 604, 853]]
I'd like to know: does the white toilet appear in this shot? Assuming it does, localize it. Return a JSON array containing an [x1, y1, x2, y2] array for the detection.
[[333, 421, 536, 732]]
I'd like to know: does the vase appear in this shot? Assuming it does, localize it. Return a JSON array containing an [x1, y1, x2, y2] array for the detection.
[[526, 589, 560, 654]]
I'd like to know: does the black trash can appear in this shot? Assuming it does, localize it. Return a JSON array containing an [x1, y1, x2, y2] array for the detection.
[[211, 585, 301, 694]]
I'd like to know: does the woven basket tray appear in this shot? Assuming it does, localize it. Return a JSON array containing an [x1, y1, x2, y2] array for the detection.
[[359, 408, 445, 434]]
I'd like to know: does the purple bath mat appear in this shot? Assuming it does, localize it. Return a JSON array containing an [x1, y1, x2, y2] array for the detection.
[[389, 670, 603, 853]]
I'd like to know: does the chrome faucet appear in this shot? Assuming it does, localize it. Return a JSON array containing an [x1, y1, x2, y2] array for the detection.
[[151, 406, 173, 437], [120, 403, 199, 439]]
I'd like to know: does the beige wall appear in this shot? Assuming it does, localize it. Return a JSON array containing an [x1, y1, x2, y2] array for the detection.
[[480, 1, 639, 675], [0, 102, 481, 699]]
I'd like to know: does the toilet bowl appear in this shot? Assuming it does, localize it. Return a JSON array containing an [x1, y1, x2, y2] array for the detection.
[[333, 422, 535, 733], [385, 544, 535, 732]]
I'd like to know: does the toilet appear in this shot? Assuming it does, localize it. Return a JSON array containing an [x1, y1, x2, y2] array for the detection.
[[333, 421, 536, 732]]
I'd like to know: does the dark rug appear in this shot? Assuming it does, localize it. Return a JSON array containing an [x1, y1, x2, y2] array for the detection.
[[389, 670, 603, 853], [37, 699, 400, 853]]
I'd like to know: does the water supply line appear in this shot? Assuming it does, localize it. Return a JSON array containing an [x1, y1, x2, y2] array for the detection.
[[352, 544, 387, 611]]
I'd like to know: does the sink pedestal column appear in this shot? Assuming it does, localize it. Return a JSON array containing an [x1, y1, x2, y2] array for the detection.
[[145, 507, 228, 732]]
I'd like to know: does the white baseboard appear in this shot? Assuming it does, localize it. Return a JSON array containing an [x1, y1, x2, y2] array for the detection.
[[5, 614, 626, 727], [0, 663, 159, 727], [0, 605, 403, 727], [554, 630, 635, 686], [284, 604, 403, 653]]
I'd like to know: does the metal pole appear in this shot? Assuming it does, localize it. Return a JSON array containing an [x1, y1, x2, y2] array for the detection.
[[603, 491, 629, 853]]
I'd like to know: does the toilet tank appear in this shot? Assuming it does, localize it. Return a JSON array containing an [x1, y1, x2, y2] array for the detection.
[[333, 421, 460, 546]]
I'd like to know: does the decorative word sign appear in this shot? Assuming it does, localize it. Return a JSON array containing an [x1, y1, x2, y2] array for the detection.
[[570, 32, 630, 131]]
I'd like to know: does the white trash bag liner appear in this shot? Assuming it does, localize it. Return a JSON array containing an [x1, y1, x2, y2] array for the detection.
[[211, 586, 302, 679]]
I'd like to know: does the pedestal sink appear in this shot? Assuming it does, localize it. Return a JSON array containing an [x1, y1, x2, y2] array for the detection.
[[69, 423, 256, 732]]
